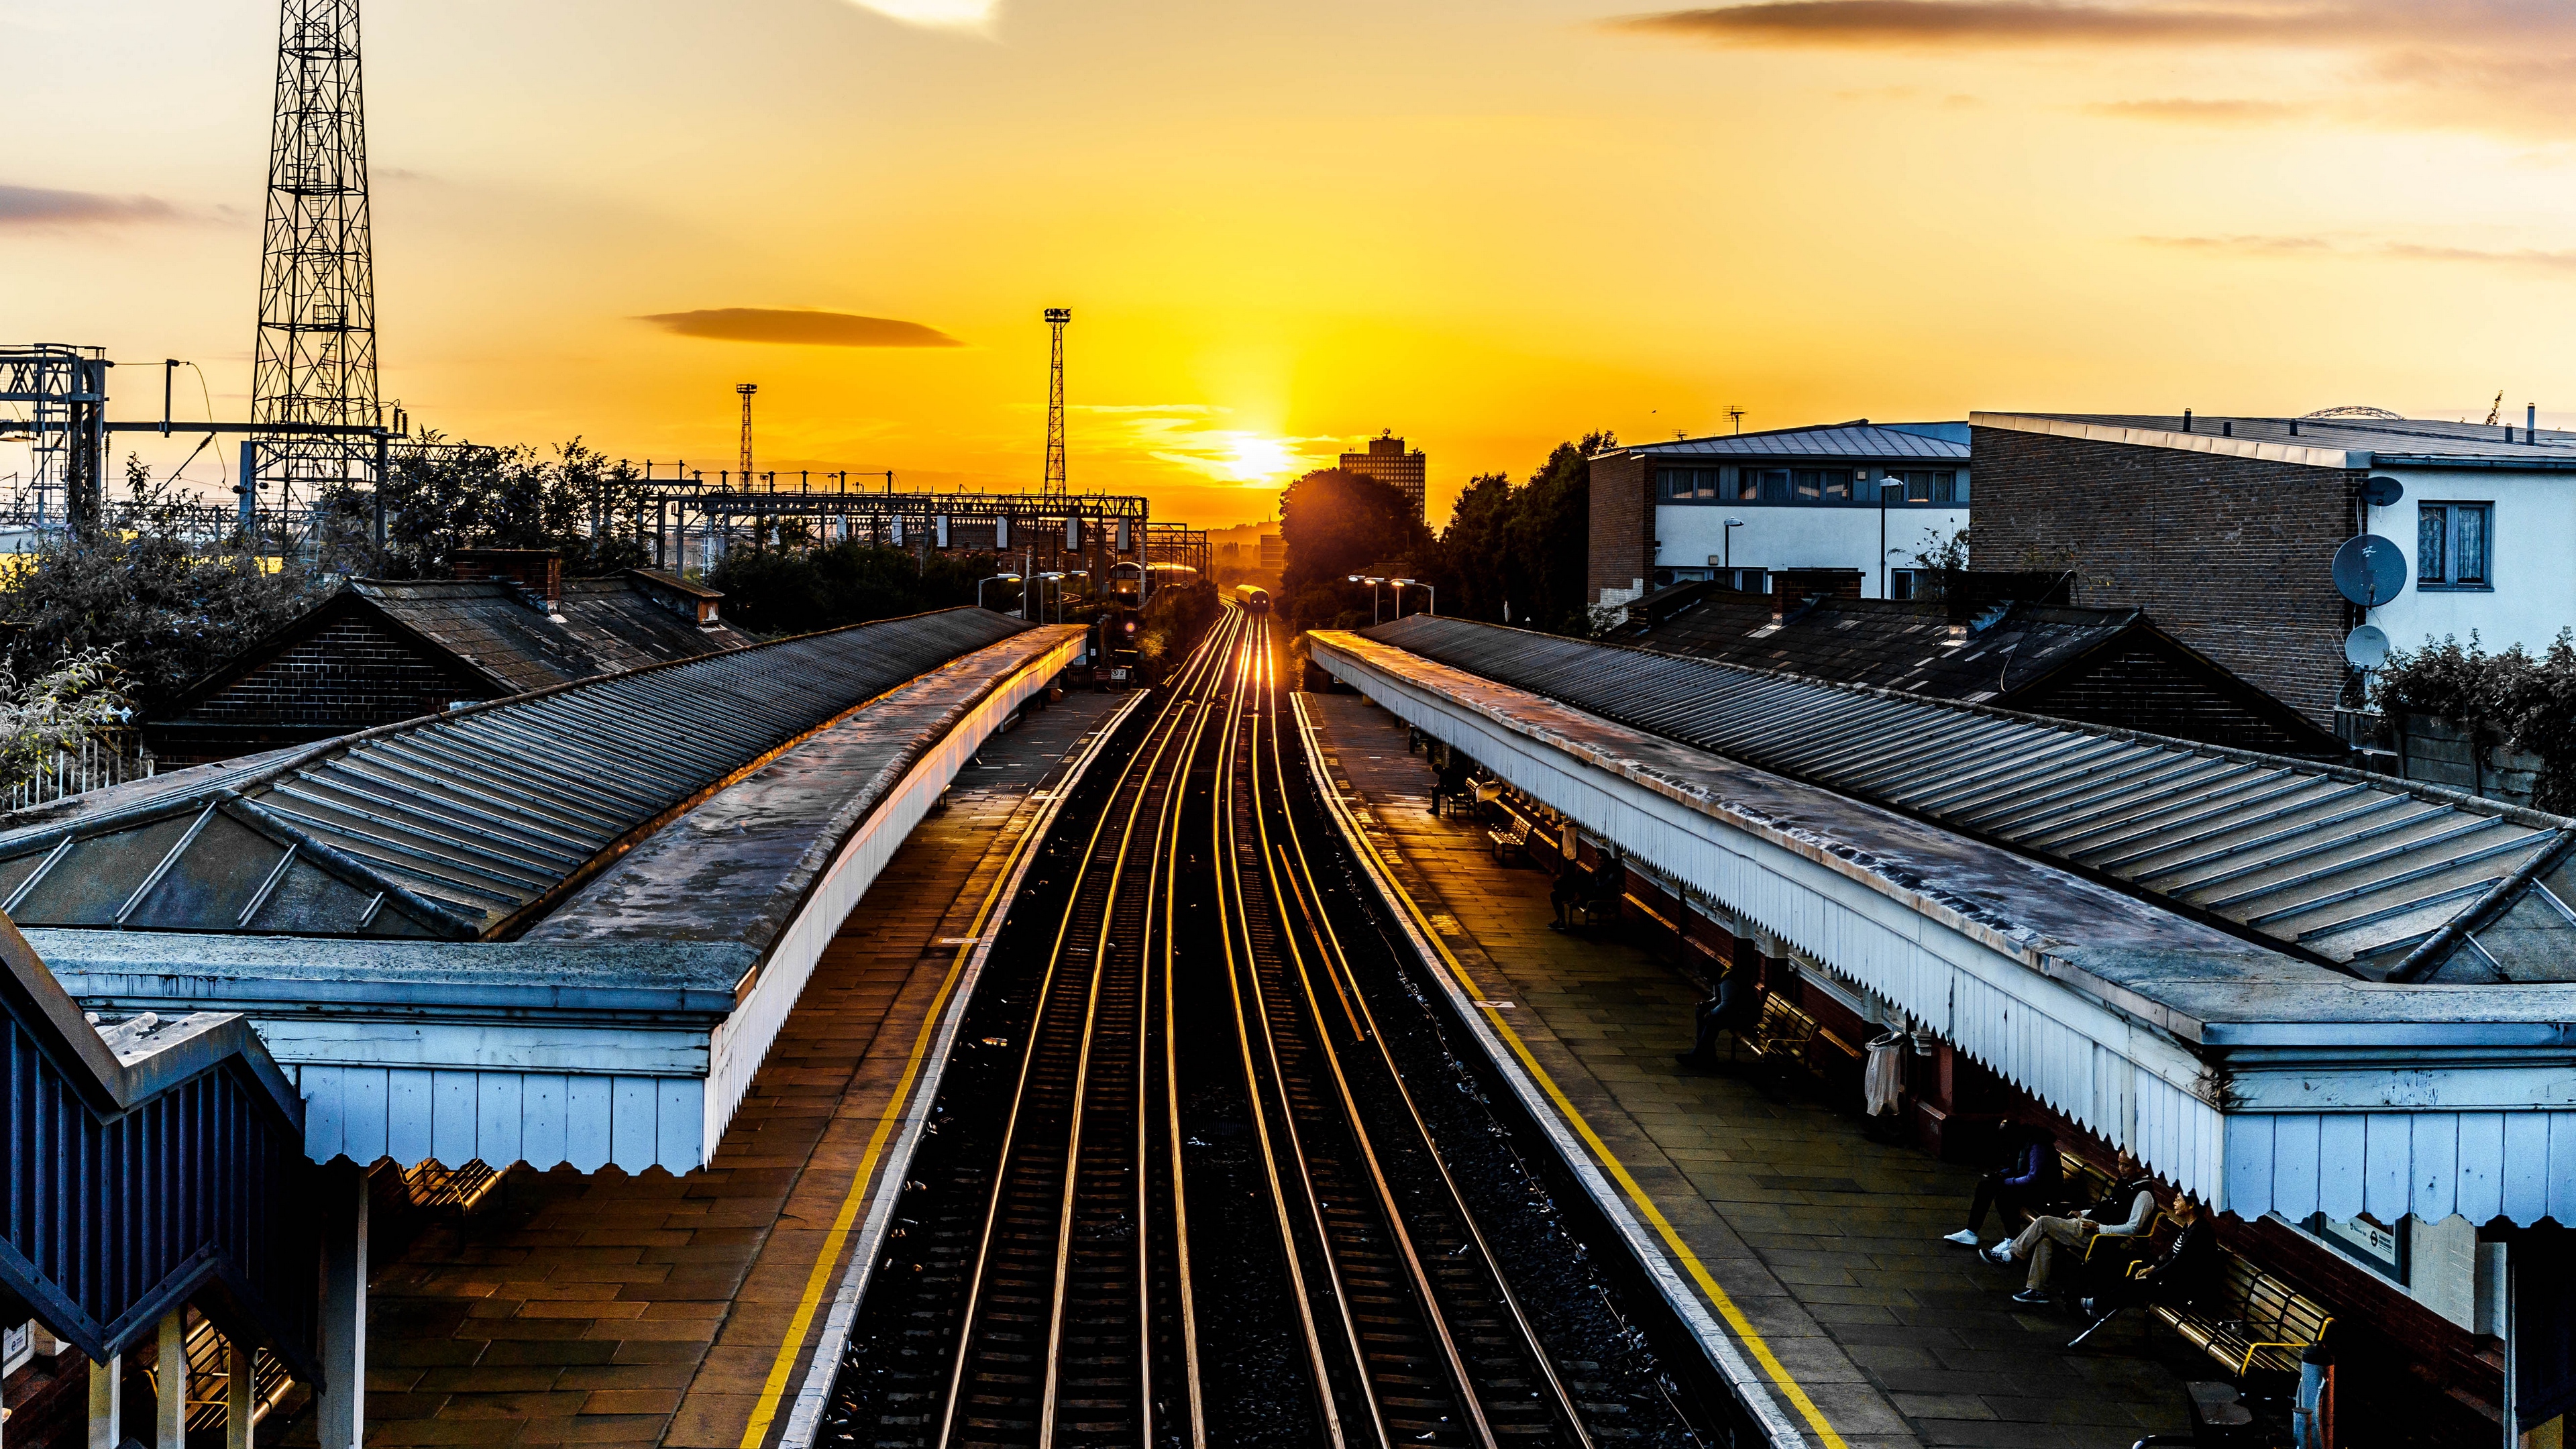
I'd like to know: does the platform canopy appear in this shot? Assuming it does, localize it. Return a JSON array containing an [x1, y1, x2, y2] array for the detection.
[[1313, 619, 2576, 1228]]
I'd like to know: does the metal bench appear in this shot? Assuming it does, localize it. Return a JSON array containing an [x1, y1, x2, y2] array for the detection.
[[1488, 814, 1534, 863], [1735, 993, 1819, 1073], [2154, 1252, 2333, 1379]]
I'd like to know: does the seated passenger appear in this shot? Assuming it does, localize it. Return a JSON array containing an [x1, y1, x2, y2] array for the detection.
[[2080, 1193, 2214, 1320], [1941, 1124, 2059, 1247], [1674, 967, 1752, 1069], [1980, 1153, 2155, 1303]]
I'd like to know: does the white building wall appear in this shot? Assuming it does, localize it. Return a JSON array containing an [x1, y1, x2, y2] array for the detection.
[[2365, 468, 2576, 657], [1655, 504, 1968, 599]]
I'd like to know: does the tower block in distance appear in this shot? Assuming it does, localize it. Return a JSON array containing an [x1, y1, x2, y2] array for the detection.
[[1042, 308, 1070, 496], [253, 0, 379, 489]]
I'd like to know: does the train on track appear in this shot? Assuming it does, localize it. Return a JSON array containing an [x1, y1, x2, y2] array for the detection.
[[1234, 582, 1271, 613]]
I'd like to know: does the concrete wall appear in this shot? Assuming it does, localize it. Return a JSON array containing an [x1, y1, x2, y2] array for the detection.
[[1970, 424, 2359, 724]]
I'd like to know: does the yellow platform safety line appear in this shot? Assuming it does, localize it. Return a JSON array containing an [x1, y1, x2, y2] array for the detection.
[[736, 720, 1089, 1449], [1311, 726, 1848, 1449]]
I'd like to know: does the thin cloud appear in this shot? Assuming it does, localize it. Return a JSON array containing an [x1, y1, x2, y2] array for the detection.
[[636, 308, 964, 347], [2086, 97, 2308, 123], [2141, 233, 2334, 254], [839, 0, 998, 33], [0, 183, 178, 229], [1608, 2, 2351, 50], [2143, 234, 2576, 272]]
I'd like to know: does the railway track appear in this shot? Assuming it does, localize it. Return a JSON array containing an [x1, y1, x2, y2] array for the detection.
[[818, 604, 1703, 1449]]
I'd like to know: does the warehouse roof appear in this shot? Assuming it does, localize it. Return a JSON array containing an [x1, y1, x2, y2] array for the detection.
[[1362, 615, 2576, 980], [0, 608, 1032, 941], [350, 574, 751, 694]]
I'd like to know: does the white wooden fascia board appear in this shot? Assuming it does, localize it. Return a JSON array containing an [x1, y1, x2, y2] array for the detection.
[[1969, 412, 2369, 471], [1320, 642, 2218, 1110], [2225, 1059, 2576, 1113]]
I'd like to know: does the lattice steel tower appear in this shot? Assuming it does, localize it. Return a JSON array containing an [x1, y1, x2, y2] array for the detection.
[[737, 383, 757, 482], [254, 0, 378, 488], [1042, 308, 1070, 495]]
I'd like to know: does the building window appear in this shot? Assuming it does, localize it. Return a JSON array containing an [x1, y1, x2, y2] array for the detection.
[[1794, 468, 1852, 501], [1658, 467, 1725, 500], [1718, 568, 1767, 594], [1889, 568, 1926, 600], [2418, 502, 2493, 589], [1891, 469, 1966, 503], [1737, 468, 1788, 502]]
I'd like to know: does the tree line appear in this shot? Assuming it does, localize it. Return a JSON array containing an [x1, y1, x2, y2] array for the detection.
[[1277, 431, 1613, 635]]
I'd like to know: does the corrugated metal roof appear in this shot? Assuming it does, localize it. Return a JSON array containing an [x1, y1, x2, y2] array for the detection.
[[0, 608, 1032, 941], [1625, 421, 1969, 462], [1362, 615, 2576, 976]]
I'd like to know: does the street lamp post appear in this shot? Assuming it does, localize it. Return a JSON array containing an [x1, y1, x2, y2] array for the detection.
[[1391, 578, 1435, 617], [978, 572, 1022, 612], [1723, 518, 1746, 584], [1348, 574, 1389, 624]]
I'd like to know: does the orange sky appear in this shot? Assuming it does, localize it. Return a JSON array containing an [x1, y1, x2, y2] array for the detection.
[[13, 0, 2576, 529]]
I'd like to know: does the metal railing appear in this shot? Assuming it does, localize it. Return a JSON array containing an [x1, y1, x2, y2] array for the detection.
[[7, 729, 154, 812]]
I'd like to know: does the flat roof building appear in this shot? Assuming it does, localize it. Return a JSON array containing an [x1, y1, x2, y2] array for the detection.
[[1972, 411, 2576, 729], [1341, 431, 1428, 517], [1589, 421, 1970, 610]]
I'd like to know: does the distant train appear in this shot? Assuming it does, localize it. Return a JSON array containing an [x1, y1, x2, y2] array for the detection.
[[1234, 584, 1271, 614], [1109, 561, 1202, 601]]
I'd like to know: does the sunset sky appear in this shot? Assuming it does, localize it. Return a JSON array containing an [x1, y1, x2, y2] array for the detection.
[[12, 0, 2576, 528]]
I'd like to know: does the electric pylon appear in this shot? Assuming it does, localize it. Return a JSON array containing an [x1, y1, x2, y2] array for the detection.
[[737, 383, 757, 484], [1042, 308, 1070, 496], [253, 0, 379, 492]]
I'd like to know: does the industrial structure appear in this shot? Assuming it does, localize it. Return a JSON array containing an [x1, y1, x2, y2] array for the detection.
[[253, 0, 380, 500], [1042, 307, 1070, 495]]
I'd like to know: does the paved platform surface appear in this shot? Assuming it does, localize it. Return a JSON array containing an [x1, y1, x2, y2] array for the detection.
[[347, 688, 1129, 1449], [1303, 692, 2200, 1449]]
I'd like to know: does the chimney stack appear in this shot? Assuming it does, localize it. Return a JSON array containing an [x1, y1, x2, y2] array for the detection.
[[450, 548, 564, 607]]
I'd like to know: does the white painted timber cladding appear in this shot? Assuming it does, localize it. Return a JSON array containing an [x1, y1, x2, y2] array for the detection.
[[1320, 637, 2576, 1225], [702, 633, 1081, 1160], [298, 1065, 704, 1173]]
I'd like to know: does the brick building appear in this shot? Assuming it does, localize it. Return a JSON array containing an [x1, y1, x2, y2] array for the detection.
[[1340, 431, 1428, 518], [146, 566, 751, 765], [1970, 411, 2576, 728], [1587, 421, 1970, 610]]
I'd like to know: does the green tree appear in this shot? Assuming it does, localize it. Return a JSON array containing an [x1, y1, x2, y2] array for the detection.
[[364, 435, 655, 578], [1279, 468, 1430, 624], [0, 457, 326, 709], [706, 541, 1004, 635], [1419, 431, 1615, 634]]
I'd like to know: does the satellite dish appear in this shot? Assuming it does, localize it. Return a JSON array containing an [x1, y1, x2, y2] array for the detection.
[[2345, 624, 2391, 669], [2361, 476, 2404, 508], [2332, 534, 2408, 607]]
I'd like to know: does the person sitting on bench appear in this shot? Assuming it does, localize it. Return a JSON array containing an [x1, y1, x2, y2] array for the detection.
[[1981, 1153, 2155, 1303], [1548, 864, 1584, 932], [1942, 1123, 2059, 1246], [1674, 967, 1752, 1069], [2080, 1193, 2214, 1318]]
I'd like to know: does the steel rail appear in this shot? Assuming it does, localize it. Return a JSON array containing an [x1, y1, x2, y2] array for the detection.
[[1260, 667, 1597, 1449], [930, 619, 1232, 1449], [1211, 616, 1352, 1448]]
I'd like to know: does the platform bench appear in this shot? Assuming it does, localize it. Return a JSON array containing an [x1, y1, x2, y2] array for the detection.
[[2155, 1252, 2332, 1379], [1488, 814, 1534, 864], [1736, 994, 1819, 1073]]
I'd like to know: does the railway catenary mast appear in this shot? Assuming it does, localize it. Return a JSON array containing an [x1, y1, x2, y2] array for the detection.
[[1042, 308, 1070, 497], [252, 0, 380, 500]]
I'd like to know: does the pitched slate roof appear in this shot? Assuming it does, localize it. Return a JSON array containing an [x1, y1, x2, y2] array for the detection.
[[1364, 615, 2575, 978], [1626, 593, 2337, 755], [351, 577, 750, 694]]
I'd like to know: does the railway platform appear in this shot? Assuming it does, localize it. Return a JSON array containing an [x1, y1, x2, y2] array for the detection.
[[1301, 691, 2202, 1449], [337, 688, 1131, 1449]]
